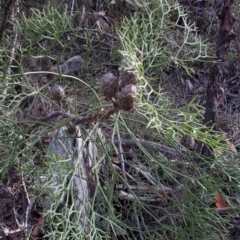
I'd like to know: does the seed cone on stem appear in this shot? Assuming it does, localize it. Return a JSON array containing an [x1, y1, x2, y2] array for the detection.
[[118, 84, 137, 111], [50, 84, 65, 102], [119, 70, 138, 87], [100, 72, 118, 100]]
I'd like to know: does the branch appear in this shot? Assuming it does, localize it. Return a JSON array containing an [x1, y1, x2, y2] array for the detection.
[[216, 0, 235, 60], [197, 0, 235, 156], [27, 108, 116, 134], [113, 138, 182, 156]]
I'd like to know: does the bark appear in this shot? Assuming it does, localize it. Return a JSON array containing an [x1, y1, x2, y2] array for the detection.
[[46, 127, 91, 234], [0, 0, 16, 42], [197, 0, 235, 156]]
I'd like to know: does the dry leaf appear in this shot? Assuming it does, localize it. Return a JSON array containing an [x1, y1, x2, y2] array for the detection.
[[215, 192, 228, 209]]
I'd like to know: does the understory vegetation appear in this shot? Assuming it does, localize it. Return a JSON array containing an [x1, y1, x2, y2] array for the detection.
[[0, 0, 240, 239]]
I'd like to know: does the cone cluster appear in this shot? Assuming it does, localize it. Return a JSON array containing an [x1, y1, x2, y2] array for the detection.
[[100, 70, 138, 111]]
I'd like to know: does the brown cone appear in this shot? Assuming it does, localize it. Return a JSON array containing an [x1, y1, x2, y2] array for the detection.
[[100, 72, 118, 100], [119, 70, 138, 87], [119, 84, 137, 111], [50, 84, 65, 102]]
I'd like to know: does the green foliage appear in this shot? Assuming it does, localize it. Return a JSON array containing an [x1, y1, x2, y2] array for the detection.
[[0, 0, 239, 240], [117, 0, 224, 151]]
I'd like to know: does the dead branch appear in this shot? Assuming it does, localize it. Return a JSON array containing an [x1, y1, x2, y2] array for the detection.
[[113, 164, 138, 182], [27, 108, 116, 134], [197, 0, 235, 156], [21, 181, 31, 237], [116, 184, 174, 194], [115, 121, 127, 186], [204, 0, 235, 126], [216, 0, 235, 60], [113, 138, 182, 156], [119, 191, 162, 202], [45, 126, 100, 234], [71, 127, 91, 233]]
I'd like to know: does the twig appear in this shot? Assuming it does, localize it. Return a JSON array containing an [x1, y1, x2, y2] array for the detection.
[[0, 226, 22, 238], [12, 195, 20, 228], [134, 206, 144, 240], [119, 191, 162, 202], [70, 0, 75, 16], [112, 164, 137, 182], [116, 184, 174, 194], [113, 138, 181, 156], [226, 92, 240, 98], [133, 164, 157, 187], [27, 108, 116, 133], [113, 165, 176, 195], [27, 199, 35, 233], [21, 181, 31, 237], [65, 108, 116, 124], [115, 122, 127, 182], [115, 120, 128, 208]]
